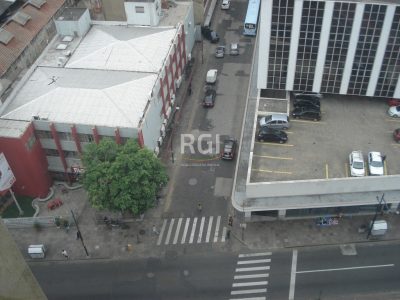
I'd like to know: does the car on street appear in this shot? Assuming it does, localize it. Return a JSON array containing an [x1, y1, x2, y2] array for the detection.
[[221, 0, 230, 9], [294, 94, 322, 102], [229, 43, 239, 56], [394, 128, 400, 143], [215, 46, 225, 58], [367, 151, 384, 176], [387, 98, 400, 106], [201, 27, 219, 43], [259, 114, 290, 130], [203, 88, 216, 107], [221, 138, 237, 160], [293, 100, 321, 110], [388, 106, 400, 117], [292, 107, 321, 121], [257, 128, 288, 143], [206, 69, 218, 84], [349, 151, 365, 177]]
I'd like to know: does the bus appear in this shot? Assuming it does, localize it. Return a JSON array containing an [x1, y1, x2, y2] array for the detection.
[[243, 0, 261, 36]]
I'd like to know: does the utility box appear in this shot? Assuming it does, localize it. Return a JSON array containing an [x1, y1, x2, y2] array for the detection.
[[28, 244, 46, 259], [370, 220, 387, 236]]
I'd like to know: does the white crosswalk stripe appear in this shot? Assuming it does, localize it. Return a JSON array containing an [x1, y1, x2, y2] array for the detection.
[[156, 216, 227, 246], [230, 252, 272, 300]]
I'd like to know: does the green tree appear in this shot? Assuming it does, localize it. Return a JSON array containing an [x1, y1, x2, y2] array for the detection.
[[81, 138, 168, 215]]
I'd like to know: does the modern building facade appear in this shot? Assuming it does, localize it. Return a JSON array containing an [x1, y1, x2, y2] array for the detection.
[[258, 0, 400, 98]]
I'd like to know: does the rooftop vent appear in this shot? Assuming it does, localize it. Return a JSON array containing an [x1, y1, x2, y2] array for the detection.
[[12, 12, 32, 26], [62, 35, 74, 42], [56, 43, 68, 50], [29, 0, 46, 9], [0, 28, 14, 45]]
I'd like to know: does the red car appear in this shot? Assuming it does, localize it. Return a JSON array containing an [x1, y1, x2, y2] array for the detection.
[[388, 99, 400, 107], [394, 128, 400, 143]]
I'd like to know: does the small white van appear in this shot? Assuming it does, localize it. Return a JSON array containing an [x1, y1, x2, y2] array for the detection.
[[221, 0, 230, 10]]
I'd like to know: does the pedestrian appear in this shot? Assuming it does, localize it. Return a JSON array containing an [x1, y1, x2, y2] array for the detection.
[[381, 154, 387, 162], [197, 203, 202, 212], [152, 225, 159, 235], [61, 249, 69, 259], [76, 231, 82, 240], [226, 229, 231, 239], [228, 215, 233, 227]]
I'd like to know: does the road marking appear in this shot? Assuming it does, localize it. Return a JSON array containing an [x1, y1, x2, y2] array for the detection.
[[239, 252, 272, 258], [173, 218, 182, 244], [252, 154, 293, 160], [252, 168, 292, 175], [234, 273, 269, 280], [236, 266, 270, 272], [181, 218, 190, 244], [221, 226, 227, 242], [214, 216, 221, 242], [231, 288, 267, 295], [157, 219, 167, 246], [189, 217, 197, 244], [255, 142, 294, 147], [297, 264, 395, 274], [238, 259, 271, 265], [325, 163, 329, 179], [384, 161, 388, 175], [197, 217, 205, 243], [205, 216, 213, 243], [229, 297, 266, 300], [232, 281, 268, 287], [289, 249, 298, 300], [165, 218, 174, 245]]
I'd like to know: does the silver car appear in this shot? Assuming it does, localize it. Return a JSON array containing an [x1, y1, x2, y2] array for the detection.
[[230, 43, 239, 56], [215, 45, 225, 58], [259, 114, 290, 130]]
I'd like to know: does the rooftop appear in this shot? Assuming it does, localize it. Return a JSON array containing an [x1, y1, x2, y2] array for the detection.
[[0, 118, 30, 138], [55, 7, 86, 21]]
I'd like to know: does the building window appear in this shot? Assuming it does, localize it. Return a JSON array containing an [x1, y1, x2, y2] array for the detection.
[[25, 134, 37, 151], [58, 131, 73, 141], [135, 6, 145, 13], [44, 148, 59, 156], [64, 151, 79, 158], [35, 130, 53, 139], [78, 134, 94, 143]]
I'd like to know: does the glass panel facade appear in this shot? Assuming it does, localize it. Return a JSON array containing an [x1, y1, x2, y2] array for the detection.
[[267, 0, 294, 89], [347, 4, 386, 95], [321, 2, 356, 94], [375, 7, 400, 97]]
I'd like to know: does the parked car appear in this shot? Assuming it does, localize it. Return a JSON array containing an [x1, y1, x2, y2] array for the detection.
[[201, 26, 219, 43], [294, 94, 322, 102], [349, 151, 365, 177], [394, 128, 400, 143], [259, 114, 290, 130], [229, 43, 239, 56], [292, 107, 321, 121], [221, 0, 230, 9], [293, 100, 321, 110], [388, 106, 400, 117], [221, 138, 237, 160], [293, 91, 322, 97], [206, 69, 218, 84], [367, 151, 384, 176], [387, 98, 400, 106], [257, 128, 288, 143], [203, 88, 216, 107], [215, 45, 225, 58]]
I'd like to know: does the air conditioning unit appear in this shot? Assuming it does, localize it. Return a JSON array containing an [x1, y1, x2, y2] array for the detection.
[[157, 136, 163, 147], [170, 94, 175, 106], [154, 146, 160, 155], [163, 119, 168, 125], [160, 124, 166, 136], [166, 106, 171, 118], [175, 76, 182, 89]]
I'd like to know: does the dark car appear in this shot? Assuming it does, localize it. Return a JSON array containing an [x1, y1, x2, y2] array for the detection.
[[294, 94, 321, 102], [203, 88, 216, 107], [257, 128, 288, 143], [201, 26, 219, 43], [293, 100, 321, 110], [221, 138, 237, 160], [292, 107, 321, 121], [394, 128, 400, 143]]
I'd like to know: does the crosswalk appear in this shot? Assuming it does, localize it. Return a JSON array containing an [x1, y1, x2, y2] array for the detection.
[[156, 216, 228, 245], [230, 252, 272, 300]]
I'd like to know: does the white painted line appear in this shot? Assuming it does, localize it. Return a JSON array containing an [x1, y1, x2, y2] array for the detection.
[[197, 217, 205, 243], [231, 288, 267, 295], [189, 217, 197, 244], [157, 219, 167, 246], [205, 216, 213, 243], [234, 274, 269, 280], [229, 297, 266, 300], [289, 249, 298, 300], [221, 226, 227, 242], [239, 252, 272, 258], [181, 218, 190, 244], [232, 281, 268, 287], [164, 218, 174, 245], [238, 259, 271, 265], [297, 264, 395, 274], [236, 266, 270, 272], [173, 218, 182, 245], [214, 216, 221, 242]]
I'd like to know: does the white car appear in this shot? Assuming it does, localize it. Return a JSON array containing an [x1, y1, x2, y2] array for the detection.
[[349, 151, 365, 177], [206, 69, 218, 84], [388, 105, 400, 117], [368, 152, 384, 176], [221, 0, 230, 9]]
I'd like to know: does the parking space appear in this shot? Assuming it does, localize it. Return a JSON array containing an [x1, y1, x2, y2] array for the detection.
[[251, 94, 400, 183]]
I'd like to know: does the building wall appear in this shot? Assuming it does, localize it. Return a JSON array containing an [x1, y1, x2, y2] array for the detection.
[[0, 123, 52, 198], [55, 9, 91, 36], [258, 0, 400, 98], [125, 0, 161, 26]]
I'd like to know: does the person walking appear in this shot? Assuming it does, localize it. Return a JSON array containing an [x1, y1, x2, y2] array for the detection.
[[197, 203, 202, 212], [152, 225, 159, 235], [61, 249, 69, 259], [76, 231, 82, 240]]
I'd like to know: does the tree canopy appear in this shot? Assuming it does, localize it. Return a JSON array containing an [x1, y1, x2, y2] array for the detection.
[[81, 138, 168, 215]]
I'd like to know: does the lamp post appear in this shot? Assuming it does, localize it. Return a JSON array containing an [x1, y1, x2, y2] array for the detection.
[[367, 193, 385, 239], [70, 209, 89, 257]]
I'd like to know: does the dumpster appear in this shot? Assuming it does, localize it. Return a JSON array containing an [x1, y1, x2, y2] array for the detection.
[[370, 220, 387, 236], [28, 244, 46, 259]]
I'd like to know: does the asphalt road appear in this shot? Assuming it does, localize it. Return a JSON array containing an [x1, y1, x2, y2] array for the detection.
[[30, 242, 400, 300]]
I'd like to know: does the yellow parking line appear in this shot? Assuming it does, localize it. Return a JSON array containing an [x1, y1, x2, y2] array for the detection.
[[325, 164, 329, 179], [344, 163, 349, 177], [255, 142, 294, 147], [384, 161, 388, 175], [385, 118, 400, 123], [253, 154, 293, 160], [252, 168, 292, 175]]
